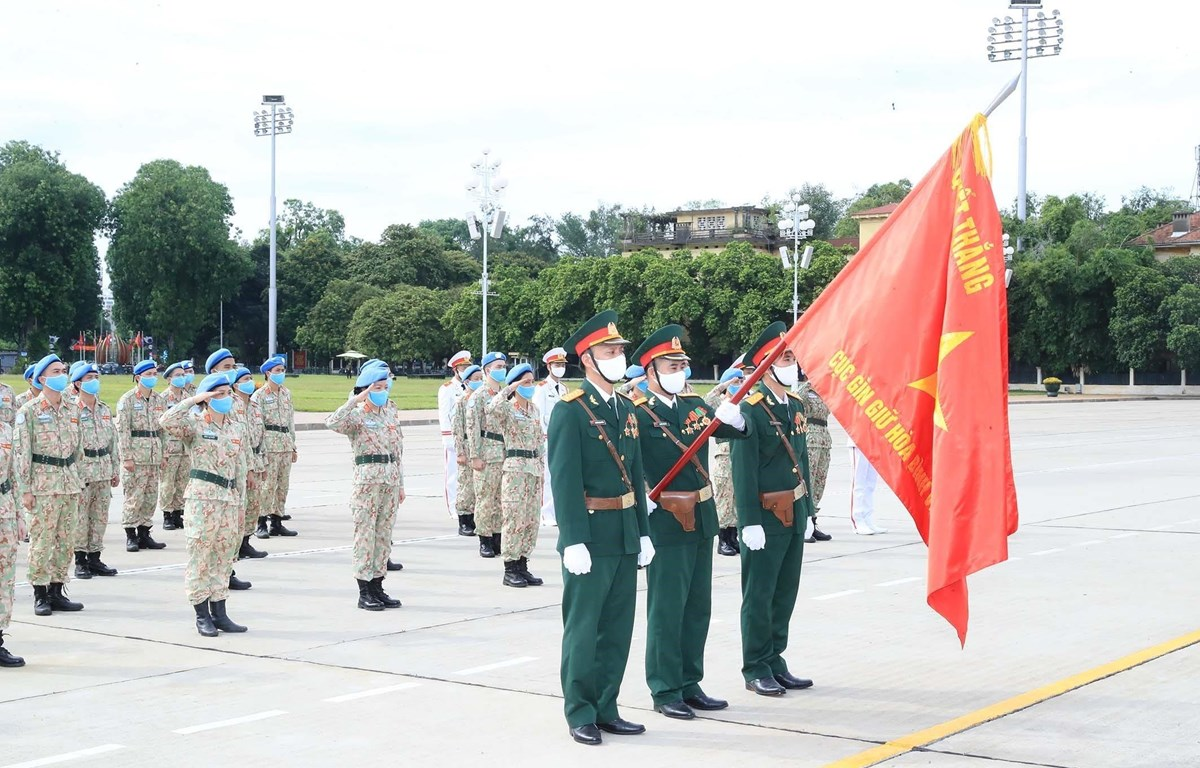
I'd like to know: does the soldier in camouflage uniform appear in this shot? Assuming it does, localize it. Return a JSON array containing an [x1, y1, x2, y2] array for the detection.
[[117, 360, 167, 552], [14, 365, 39, 410], [0, 377, 16, 426], [0, 418, 27, 666], [252, 356, 298, 538], [15, 355, 84, 616], [465, 352, 507, 558], [231, 368, 268, 560], [159, 362, 192, 532], [706, 364, 747, 556], [181, 360, 197, 397], [204, 353, 255, 588], [160, 373, 249, 637], [452, 365, 482, 537], [799, 373, 833, 543], [326, 365, 404, 611], [487, 364, 545, 588], [71, 363, 119, 579]]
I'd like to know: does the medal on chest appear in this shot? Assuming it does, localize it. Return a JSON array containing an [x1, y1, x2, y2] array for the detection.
[[681, 406, 711, 436]]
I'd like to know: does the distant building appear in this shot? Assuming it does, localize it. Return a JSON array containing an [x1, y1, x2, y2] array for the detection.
[[1129, 212, 1200, 261], [848, 203, 899, 249], [621, 206, 779, 256]]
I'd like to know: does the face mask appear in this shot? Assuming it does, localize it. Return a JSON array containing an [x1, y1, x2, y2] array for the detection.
[[728, 383, 741, 396], [549, 365, 566, 379], [237, 380, 256, 395], [386, 377, 393, 391], [516, 384, 536, 400], [684, 366, 692, 380], [488, 368, 507, 383], [657, 370, 687, 395], [593, 353, 627, 384], [185, 373, 195, 385], [772, 364, 798, 387], [81, 379, 101, 396], [170, 376, 187, 388], [209, 395, 233, 414], [636, 380, 649, 393], [467, 380, 483, 391], [139, 376, 157, 389], [368, 390, 389, 407], [44, 374, 69, 393], [269, 373, 286, 386]]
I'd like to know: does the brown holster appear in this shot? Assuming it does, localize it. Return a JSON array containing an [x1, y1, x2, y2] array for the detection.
[[759, 489, 796, 528], [659, 491, 698, 532]]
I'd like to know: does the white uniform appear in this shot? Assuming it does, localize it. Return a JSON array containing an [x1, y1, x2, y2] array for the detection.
[[847, 436, 885, 534], [437, 378, 466, 516], [531, 376, 566, 525]]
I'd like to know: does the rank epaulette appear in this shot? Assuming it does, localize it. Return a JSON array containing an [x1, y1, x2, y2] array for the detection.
[[562, 389, 584, 402], [679, 392, 702, 399], [745, 392, 764, 405], [786, 391, 803, 401]]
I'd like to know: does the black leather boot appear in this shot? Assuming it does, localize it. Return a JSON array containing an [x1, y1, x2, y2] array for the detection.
[[717, 527, 740, 556], [73, 551, 92, 580], [503, 559, 528, 588], [48, 583, 83, 612], [457, 514, 473, 536], [370, 577, 401, 608], [811, 516, 832, 542], [478, 534, 496, 558], [174, 510, 186, 530], [136, 525, 166, 550], [357, 579, 384, 611], [493, 533, 502, 555], [194, 600, 218, 637], [162, 509, 179, 531], [32, 585, 51, 616], [125, 527, 139, 552], [269, 515, 298, 537], [386, 559, 403, 571], [461, 513, 476, 536], [210, 600, 248, 632], [0, 631, 24, 667], [517, 557, 543, 586], [254, 516, 270, 539], [238, 536, 268, 559], [229, 571, 252, 590], [87, 551, 118, 576]]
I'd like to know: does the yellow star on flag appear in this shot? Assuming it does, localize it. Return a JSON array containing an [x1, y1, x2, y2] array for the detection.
[[908, 331, 974, 431]]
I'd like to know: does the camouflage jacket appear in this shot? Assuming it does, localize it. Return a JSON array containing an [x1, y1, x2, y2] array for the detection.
[[486, 392, 544, 476], [77, 398, 119, 483], [13, 394, 83, 496], [465, 384, 505, 464], [252, 384, 295, 453], [326, 399, 405, 487], [160, 400, 247, 503], [116, 388, 166, 465]]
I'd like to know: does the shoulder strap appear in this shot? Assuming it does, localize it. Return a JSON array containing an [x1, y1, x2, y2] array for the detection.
[[635, 401, 710, 485], [576, 398, 634, 494], [755, 398, 805, 480]]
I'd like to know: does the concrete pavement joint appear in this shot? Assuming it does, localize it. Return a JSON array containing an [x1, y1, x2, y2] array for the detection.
[[0, 664, 214, 707], [907, 746, 1077, 768]]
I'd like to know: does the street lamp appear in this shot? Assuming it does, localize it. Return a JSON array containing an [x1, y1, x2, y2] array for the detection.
[[466, 150, 507, 356], [777, 193, 816, 324], [987, 2, 1064, 235], [253, 95, 294, 358], [1003, 232, 1016, 287]]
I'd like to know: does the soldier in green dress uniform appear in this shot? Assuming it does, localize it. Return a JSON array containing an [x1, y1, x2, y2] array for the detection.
[[731, 321, 815, 697], [548, 310, 655, 746], [631, 325, 750, 721]]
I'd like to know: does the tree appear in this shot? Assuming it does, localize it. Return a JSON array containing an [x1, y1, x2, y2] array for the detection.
[[0, 141, 106, 353], [277, 231, 345, 346], [834, 179, 913, 237], [556, 204, 625, 258], [1163, 283, 1200, 372], [770, 183, 844, 240], [295, 279, 384, 358], [1109, 267, 1178, 369], [348, 286, 454, 362], [106, 160, 250, 358], [349, 224, 479, 290], [270, 199, 346, 250]]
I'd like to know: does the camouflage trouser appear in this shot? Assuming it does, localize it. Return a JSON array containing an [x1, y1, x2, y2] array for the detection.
[[501, 471, 542, 561], [711, 452, 736, 528], [183, 497, 240, 605], [158, 453, 190, 511], [75, 481, 112, 553], [351, 483, 400, 580], [245, 470, 267, 536], [262, 452, 293, 518], [28, 493, 79, 586], [121, 464, 160, 527], [808, 444, 831, 511], [455, 461, 476, 514], [472, 461, 503, 536], [0, 504, 16, 631]]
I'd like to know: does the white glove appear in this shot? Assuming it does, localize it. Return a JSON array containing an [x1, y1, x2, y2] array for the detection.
[[646, 496, 658, 513], [638, 535, 656, 567], [562, 543, 592, 575], [714, 400, 746, 431], [742, 525, 766, 551]]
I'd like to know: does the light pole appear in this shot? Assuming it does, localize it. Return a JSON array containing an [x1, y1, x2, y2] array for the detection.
[[253, 95, 294, 358], [466, 150, 507, 355], [987, 1, 1064, 233], [777, 193, 816, 324]]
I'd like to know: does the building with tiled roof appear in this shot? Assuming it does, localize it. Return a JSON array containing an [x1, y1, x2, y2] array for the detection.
[[1128, 212, 1200, 261], [849, 203, 900, 248]]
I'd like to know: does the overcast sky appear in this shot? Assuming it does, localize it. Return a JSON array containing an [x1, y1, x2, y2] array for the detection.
[[4, 0, 1197, 248]]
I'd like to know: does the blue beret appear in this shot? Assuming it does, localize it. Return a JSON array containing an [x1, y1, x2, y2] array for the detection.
[[625, 364, 645, 379], [260, 356, 286, 374], [230, 366, 253, 383], [134, 360, 157, 376], [460, 364, 481, 381], [23, 364, 35, 381], [362, 358, 382, 369], [205, 349, 232, 373], [70, 362, 99, 383], [163, 362, 185, 378], [180, 359, 194, 370], [720, 367, 745, 384], [356, 365, 389, 389], [480, 351, 507, 368], [33, 354, 62, 382], [68, 361, 87, 378], [365, 360, 389, 372], [198, 372, 232, 394], [505, 363, 534, 386]]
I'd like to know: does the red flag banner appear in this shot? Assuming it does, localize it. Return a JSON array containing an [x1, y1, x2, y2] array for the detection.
[[785, 114, 1018, 644]]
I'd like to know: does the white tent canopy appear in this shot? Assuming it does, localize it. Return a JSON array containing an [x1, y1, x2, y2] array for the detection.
[[336, 350, 368, 359]]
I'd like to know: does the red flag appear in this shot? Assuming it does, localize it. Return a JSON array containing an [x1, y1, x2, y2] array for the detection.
[[786, 115, 1018, 644]]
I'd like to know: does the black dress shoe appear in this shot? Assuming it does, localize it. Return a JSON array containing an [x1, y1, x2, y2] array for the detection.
[[597, 718, 646, 735], [654, 700, 695, 720], [745, 677, 786, 696], [569, 724, 602, 745], [386, 560, 403, 571], [811, 526, 832, 542], [684, 693, 729, 711], [773, 672, 813, 690], [228, 571, 252, 590]]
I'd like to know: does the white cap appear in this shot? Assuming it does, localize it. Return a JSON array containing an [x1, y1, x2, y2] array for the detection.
[[448, 350, 472, 368], [543, 347, 568, 365]]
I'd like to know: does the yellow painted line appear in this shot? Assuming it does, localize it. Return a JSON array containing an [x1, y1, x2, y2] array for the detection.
[[824, 628, 1200, 768]]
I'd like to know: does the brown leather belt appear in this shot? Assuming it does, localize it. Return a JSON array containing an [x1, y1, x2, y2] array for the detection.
[[585, 492, 636, 511]]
